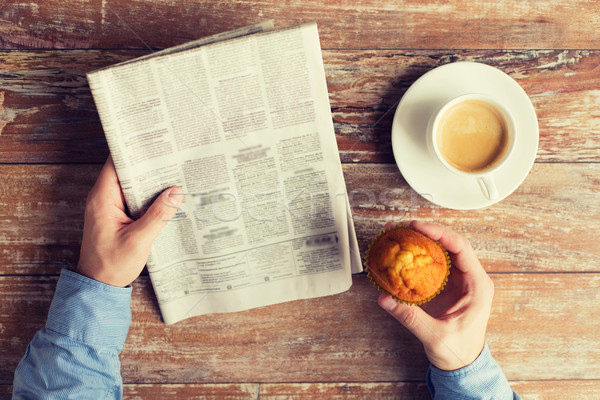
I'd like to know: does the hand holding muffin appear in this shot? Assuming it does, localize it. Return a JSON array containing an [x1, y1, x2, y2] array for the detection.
[[376, 221, 494, 371]]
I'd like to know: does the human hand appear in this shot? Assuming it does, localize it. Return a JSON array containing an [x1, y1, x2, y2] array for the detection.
[[76, 156, 184, 287], [378, 221, 494, 371]]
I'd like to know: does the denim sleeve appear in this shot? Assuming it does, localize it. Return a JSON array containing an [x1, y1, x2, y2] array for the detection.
[[426, 342, 520, 400], [13, 269, 132, 400]]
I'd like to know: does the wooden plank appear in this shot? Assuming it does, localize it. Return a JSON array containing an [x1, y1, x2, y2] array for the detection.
[[1, 274, 599, 384], [0, 164, 98, 275], [1, 49, 599, 163], [344, 162, 600, 273], [259, 382, 430, 399], [260, 381, 600, 399], [490, 274, 600, 381], [0, 385, 11, 398], [326, 49, 600, 163], [0, 276, 56, 385], [0, 50, 140, 163], [0, 162, 598, 275], [2, 384, 260, 399], [1, 0, 599, 50], [509, 380, 600, 400], [2, 381, 600, 399], [123, 383, 259, 399]]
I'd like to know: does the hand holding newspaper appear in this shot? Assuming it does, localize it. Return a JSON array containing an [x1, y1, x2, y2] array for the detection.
[[87, 21, 361, 324]]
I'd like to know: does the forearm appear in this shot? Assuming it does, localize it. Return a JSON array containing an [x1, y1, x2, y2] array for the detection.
[[426, 342, 521, 400], [13, 269, 132, 399]]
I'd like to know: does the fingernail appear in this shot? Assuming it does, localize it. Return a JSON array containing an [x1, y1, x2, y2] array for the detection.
[[379, 295, 398, 312], [167, 187, 184, 207]]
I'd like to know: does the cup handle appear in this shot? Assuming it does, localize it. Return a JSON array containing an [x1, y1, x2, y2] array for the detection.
[[478, 175, 499, 200]]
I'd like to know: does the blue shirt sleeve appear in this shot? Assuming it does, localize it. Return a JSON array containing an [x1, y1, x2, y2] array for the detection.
[[12, 269, 132, 400], [426, 342, 521, 400]]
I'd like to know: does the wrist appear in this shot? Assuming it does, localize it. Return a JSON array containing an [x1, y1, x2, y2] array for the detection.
[[76, 261, 129, 288], [428, 340, 486, 371]]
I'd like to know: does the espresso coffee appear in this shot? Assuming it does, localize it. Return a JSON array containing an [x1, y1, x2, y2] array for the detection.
[[436, 100, 508, 173]]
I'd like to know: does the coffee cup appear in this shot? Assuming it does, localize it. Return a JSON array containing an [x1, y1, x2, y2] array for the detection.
[[427, 94, 516, 200]]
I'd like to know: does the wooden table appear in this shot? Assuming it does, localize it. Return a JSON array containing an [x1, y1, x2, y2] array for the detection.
[[1, 1, 599, 398]]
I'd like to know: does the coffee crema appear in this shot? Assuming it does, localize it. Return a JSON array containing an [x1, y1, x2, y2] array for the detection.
[[436, 100, 508, 173]]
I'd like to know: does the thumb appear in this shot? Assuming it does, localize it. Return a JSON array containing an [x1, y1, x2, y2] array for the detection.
[[129, 187, 184, 244], [378, 294, 437, 345]]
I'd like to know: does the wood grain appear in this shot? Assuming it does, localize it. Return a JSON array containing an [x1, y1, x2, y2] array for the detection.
[[2, 381, 600, 399], [1, 274, 598, 386], [327, 49, 600, 163], [344, 163, 600, 273], [1, 50, 599, 163], [123, 383, 260, 399], [1, 0, 599, 50], [0, 164, 97, 275], [508, 381, 600, 400], [0, 162, 598, 275], [260, 381, 600, 400], [258, 382, 430, 400]]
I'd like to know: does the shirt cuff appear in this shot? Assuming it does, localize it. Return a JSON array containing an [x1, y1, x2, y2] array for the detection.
[[427, 342, 515, 400], [46, 269, 133, 350]]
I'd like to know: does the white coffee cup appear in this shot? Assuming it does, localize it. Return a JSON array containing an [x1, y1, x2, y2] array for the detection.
[[427, 94, 516, 200]]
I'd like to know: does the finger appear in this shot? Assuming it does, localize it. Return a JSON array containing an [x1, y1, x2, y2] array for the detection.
[[128, 187, 184, 244], [378, 294, 438, 344], [91, 155, 126, 212], [106, 155, 127, 207], [409, 221, 481, 274], [409, 220, 465, 253], [94, 155, 118, 190]]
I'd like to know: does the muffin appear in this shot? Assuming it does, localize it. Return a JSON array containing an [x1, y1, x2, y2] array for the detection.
[[366, 226, 450, 305]]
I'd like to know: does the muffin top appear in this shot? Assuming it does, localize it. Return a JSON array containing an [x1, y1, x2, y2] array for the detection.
[[366, 227, 449, 304]]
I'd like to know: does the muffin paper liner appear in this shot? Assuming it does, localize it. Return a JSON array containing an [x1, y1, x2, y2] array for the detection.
[[365, 225, 451, 306]]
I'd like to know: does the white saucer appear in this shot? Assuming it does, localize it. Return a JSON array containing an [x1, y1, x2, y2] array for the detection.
[[391, 62, 539, 210]]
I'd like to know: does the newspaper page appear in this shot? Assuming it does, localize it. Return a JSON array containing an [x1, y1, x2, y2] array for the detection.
[[87, 22, 361, 324]]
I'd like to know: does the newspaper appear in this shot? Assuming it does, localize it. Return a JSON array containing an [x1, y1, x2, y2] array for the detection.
[[87, 21, 361, 324]]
